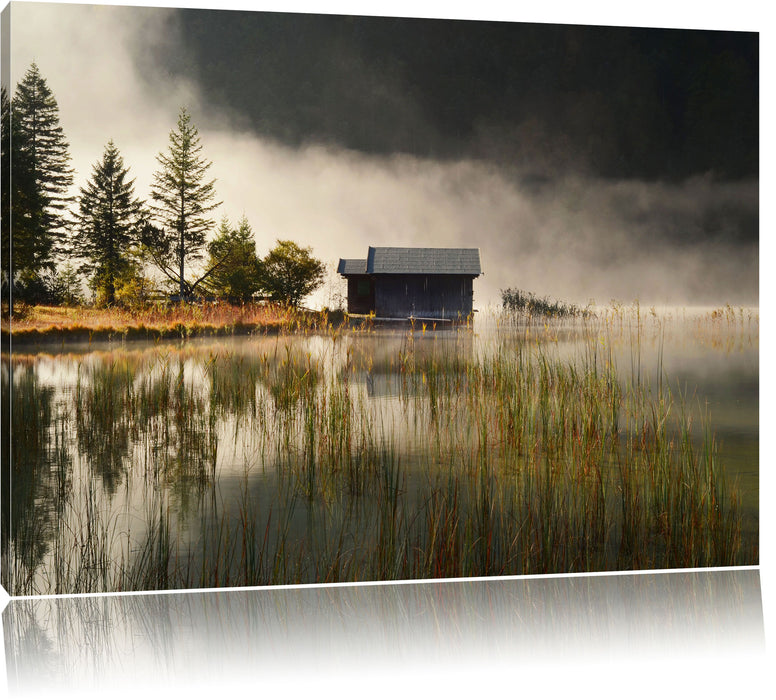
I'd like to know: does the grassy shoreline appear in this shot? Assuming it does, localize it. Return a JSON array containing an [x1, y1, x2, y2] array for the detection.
[[1, 303, 345, 345]]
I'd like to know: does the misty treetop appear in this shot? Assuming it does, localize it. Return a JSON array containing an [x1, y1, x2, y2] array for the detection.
[[202, 229, 327, 308], [9, 62, 74, 299], [149, 107, 221, 299], [204, 216, 263, 303], [4, 65, 326, 310], [72, 140, 145, 306], [12, 63, 74, 227], [260, 240, 326, 308]]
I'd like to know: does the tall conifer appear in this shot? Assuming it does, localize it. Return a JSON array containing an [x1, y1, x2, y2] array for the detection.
[[149, 108, 220, 299], [11, 63, 73, 287], [73, 141, 143, 305]]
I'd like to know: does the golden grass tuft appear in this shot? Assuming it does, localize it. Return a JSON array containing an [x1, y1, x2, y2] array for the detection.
[[3, 302, 336, 344]]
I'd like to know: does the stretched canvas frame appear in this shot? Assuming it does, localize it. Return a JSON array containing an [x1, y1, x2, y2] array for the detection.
[[0, 1, 759, 598]]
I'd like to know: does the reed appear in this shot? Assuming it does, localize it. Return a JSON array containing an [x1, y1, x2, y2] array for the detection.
[[2, 307, 756, 594]]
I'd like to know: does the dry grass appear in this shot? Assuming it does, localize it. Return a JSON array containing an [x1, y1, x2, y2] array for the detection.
[[2, 302, 336, 343]]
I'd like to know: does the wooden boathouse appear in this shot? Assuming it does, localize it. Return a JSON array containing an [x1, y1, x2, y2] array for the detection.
[[337, 246, 482, 322]]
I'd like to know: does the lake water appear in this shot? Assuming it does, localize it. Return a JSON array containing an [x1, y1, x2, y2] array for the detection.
[[1, 308, 758, 594]]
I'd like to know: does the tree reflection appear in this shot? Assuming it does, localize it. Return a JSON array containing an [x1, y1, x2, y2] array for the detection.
[[75, 357, 135, 496], [1, 361, 71, 593]]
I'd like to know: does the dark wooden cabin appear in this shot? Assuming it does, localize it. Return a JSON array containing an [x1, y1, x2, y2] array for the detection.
[[337, 247, 482, 321]]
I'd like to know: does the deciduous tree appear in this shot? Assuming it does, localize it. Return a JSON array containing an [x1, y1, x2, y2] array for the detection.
[[260, 240, 325, 307]]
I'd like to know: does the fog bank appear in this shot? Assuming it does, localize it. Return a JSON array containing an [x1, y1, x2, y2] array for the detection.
[[10, 2, 758, 309]]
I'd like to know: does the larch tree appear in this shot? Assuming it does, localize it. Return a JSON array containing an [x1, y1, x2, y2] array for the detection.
[[148, 108, 221, 299], [72, 140, 143, 306], [11, 63, 73, 296]]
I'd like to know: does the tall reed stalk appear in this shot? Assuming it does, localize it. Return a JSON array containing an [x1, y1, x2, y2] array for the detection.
[[3, 309, 756, 593]]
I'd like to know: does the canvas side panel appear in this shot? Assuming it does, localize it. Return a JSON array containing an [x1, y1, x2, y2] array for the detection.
[[0, 1, 10, 594]]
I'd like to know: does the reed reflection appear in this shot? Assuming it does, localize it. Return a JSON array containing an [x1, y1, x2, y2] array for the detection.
[[0, 311, 759, 595]]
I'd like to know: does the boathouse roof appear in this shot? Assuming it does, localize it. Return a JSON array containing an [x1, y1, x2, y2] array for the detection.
[[339, 247, 482, 276], [337, 258, 368, 275]]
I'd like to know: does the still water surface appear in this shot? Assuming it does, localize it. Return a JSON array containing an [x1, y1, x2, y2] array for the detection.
[[1, 309, 758, 594]]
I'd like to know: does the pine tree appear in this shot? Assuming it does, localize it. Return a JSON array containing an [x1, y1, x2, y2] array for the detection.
[[11, 63, 73, 288], [149, 108, 220, 299], [73, 140, 143, 306], [204, 216, 263, 302]]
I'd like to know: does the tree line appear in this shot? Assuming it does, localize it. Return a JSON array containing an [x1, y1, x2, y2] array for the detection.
[[1, 63, 325, 309]]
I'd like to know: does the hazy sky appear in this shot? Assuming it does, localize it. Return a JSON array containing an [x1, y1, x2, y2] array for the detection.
[[6, 0, 761, 308]]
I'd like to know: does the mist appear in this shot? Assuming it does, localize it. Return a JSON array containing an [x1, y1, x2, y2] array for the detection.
[[9, 2, 759, 309]]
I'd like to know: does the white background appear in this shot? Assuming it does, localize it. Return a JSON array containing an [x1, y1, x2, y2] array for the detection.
[[0, 1, 771, 698]]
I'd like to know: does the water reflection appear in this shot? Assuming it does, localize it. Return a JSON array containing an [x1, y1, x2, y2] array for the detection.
[[1, 311, 759, 594], [2, 569, 765, 697]]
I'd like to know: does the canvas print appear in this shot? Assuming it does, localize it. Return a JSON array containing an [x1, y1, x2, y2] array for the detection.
[[0, 2, 758, 595]]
